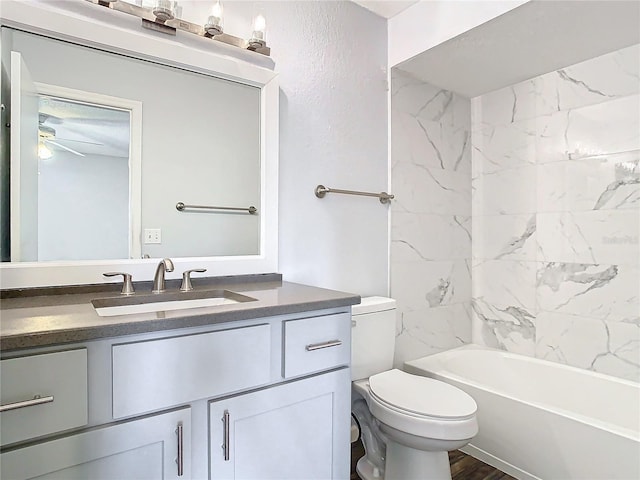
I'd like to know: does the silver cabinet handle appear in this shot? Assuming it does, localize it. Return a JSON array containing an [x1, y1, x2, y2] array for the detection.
[[176, 422, 184, 477], [305, 340, 343, 351], [222, 410, 230, 461], [0, 394, 54, 413]]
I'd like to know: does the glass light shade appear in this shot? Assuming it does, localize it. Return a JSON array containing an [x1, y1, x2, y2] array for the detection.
[[205, 0, 224, 35], [249, 13, 266, 48], [172, 2, 183, 19], [153, 0, 174, 22], [252, 14, 266, 41]]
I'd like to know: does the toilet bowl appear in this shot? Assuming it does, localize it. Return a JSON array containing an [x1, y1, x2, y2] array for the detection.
[[351, 297, 478, 480]]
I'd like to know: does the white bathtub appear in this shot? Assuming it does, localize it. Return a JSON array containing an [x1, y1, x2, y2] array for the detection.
[[404, 345, 640, 480]]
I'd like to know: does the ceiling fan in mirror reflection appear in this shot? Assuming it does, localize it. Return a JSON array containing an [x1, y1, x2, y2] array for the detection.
[[36, 97, 128, 160]]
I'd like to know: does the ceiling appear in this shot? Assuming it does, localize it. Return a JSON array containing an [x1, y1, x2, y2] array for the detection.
[[351, 1, 419, 18], [396, 0, 640, 97], [39, 97, 130, 158]]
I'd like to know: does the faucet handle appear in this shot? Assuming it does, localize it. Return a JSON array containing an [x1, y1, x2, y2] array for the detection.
[[104, 272, 135, 296], [180, 268, 207, 292]]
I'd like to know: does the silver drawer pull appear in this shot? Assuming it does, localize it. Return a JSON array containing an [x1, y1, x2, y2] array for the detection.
[[0, 394, 54, 413], [176, 422, 184, 477], [305, 340, 343, 351], [222, 410, 230, 461]]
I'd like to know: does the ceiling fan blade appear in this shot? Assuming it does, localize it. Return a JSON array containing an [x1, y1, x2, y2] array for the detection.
[[45, 140, 86, 157], [38, 112, 63, 125], [56, 137, 105, 146]]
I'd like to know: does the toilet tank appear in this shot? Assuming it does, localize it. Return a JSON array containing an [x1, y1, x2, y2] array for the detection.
[[351, 297, 397, 381]]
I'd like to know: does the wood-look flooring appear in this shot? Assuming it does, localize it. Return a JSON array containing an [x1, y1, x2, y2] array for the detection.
[[351, 438, 516, 480]]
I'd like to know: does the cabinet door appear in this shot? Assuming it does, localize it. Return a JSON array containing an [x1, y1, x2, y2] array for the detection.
[[209, 368, 351, 480], [1, 407, 191, 480]]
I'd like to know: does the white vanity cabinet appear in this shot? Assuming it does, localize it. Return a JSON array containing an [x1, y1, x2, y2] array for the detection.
[[0, 407, 191, 480], [209, 368, 351, 480], [0, 349, 88, 446], [0, 307, 352, 480]]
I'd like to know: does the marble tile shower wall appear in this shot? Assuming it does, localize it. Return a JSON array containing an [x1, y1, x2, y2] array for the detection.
[[390, 69, 472, 368], [472, 44, 640, 381]]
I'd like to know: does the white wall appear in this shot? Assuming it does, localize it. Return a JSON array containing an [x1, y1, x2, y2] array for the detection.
[[180, 1, 390, 295], [38, 151, 129, 261], [388, 0, 527, 67], [268, 2, 389, 295]]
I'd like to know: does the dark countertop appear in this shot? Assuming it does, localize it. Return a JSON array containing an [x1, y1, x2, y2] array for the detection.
[[0, 274, 360, 351]]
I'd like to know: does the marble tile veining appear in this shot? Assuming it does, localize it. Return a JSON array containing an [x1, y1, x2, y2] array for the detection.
[[392, 259, 471, 312], [537, 151, 640, 213], [394, 303, 471, 368], [472, 119, 536, 174], [535, 44, 640, 115], [392, 212, 470, 262], [536, 311, 640, 381], [391, 70, 472, 365], [536, 262, 639, 323], [473, 214, 537, 261], [470, 43, 640, 381], [536, 94, 640, 164], [536, 210, 639, 266], [473, 165, 537, 216], [393, 161, 471, 215]]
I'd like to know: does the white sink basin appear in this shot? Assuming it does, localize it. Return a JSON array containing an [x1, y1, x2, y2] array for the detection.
[[92, 290, 256, 317]]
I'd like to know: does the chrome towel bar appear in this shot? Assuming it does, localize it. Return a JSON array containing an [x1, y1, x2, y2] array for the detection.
[[314, 185, 394, 204], [176, 202, 257, 214]]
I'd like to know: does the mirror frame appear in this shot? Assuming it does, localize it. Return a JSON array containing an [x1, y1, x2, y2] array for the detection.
[[0, 0, 279, 289]]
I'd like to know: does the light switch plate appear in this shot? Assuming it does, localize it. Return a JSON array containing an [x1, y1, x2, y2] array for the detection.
[[144, 228, 162, 244]]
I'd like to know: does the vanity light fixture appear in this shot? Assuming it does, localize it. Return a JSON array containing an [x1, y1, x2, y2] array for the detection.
[[85, 0, 271, 56], [204, 1, 224, 37]]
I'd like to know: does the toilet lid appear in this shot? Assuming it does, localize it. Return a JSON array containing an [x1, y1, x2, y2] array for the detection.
[[369, 369, 477, 419]]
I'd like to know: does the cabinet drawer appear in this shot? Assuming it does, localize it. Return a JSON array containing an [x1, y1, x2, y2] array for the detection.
[[0, 349, 88, 446], [283, 313, 351, 378], [112, 324, 271, 418]]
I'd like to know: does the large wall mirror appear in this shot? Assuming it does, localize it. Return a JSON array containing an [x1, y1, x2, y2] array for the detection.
[[0, 1, 278, 288]]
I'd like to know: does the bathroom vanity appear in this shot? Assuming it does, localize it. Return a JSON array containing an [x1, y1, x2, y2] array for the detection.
[[0, 275, 359, 479]]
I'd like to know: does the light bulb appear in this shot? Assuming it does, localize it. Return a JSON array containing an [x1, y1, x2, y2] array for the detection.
[[205, 0, 224, 35], [172, 1, 182, 19], [153, 0, 174, 22], [38, 143, 52, 160], [248, 13, 266, 48], [253, 14, 266, 35], [211, 0, 223, 18]]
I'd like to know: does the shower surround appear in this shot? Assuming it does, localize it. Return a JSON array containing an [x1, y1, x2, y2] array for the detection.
[[391, 44, 639, 381], [390, 69, 472, 368]]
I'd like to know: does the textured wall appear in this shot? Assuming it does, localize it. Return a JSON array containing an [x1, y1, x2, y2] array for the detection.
[[471, 44, 640, 381], [268, 2, 389, 295], [184, 0, 389, 294], [390, 69, 472, 368], [175, 1, 390, 295]]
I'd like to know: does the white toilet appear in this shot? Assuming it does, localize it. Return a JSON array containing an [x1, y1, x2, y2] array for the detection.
[[351, 297, 478, 480]]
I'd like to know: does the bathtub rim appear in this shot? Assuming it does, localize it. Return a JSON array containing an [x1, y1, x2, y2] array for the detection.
[[403, 344, 640, 442]]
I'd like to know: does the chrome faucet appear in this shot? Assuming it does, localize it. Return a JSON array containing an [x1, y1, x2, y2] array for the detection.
[[152, 258, 174, 293]]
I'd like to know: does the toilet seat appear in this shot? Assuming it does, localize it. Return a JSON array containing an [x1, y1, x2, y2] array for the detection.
[[369, 369, 477, 420], [362, 369, 478, 441]]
